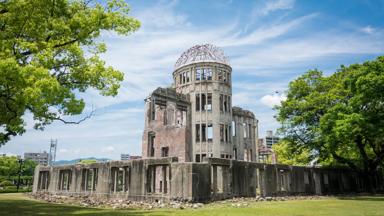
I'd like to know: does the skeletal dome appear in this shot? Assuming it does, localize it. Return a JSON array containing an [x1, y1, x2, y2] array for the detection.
[[174, 44, 230, 70]]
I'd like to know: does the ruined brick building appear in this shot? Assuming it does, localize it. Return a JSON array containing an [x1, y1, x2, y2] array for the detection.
[[142, 44, 258, 163], [33, 45, 383, 201]]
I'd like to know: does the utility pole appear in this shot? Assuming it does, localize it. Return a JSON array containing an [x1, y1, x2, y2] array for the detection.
[[16, 158, 24, 192], [49, 139, 57, 166]]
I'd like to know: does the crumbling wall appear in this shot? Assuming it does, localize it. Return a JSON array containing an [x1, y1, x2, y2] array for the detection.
[[142, 88, 191, 162], [33, 158, 384, 202]]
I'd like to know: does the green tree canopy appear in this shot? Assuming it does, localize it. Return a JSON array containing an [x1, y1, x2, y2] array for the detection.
[[77, 159, 97, 164], [276, 56, 384, 189], [0, 156, 36, 176], [272, 140, 312, 166], [0, 0, 140, 145]]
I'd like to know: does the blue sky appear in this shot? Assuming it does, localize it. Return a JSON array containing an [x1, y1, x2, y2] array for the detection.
[[2, 0, 384, 160]]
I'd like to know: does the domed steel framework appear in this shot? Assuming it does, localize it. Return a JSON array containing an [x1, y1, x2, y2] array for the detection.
[[174, 44, 230, 70]]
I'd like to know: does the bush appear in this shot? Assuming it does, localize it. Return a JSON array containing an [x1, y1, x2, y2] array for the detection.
[[0, 185, 32, 193], [0, 180, 14, 187]]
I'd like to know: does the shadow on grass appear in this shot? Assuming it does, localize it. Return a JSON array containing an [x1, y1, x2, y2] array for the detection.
[[0, 197, 172, 216], [336, 195, 384, 202]]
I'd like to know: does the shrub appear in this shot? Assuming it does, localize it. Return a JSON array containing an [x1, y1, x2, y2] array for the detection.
[[5, 186, 17, 190], [0, 180, 14, 187], [0, 185, 32, 193]]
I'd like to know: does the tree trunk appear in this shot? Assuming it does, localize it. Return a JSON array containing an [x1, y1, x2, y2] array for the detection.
[[362, 170, 377, 193]]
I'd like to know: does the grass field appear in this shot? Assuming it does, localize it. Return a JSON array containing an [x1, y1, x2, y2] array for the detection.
[[1, 193, 383, 216]]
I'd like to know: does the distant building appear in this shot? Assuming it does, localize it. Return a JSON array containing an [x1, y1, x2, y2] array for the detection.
[[24, 151, 49, 165], [265, 130, 280, 148], [121, 154, 130, 160], [257, 131, 279, 163], [258, 138, 264, 147], [121, 154, 142, 160]]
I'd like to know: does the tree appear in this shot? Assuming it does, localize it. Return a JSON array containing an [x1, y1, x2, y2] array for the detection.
[[276, 56, 384, 191], [22, 159, 37, 176], [77, 159, 97, 164], [0, 0, 140, 145], [272, 140, 312, 166], [0, 156, 37, 177]]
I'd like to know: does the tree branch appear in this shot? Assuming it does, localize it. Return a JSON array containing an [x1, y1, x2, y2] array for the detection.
[[50, 110, 94, 124], [0, 9, 8, 14], [20, 38, 80, 56], [0, 128, 18, 145], [331, 151, 361, 173], [293, 129, 309, 146]]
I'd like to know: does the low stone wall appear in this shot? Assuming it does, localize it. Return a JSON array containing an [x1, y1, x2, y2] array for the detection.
[[33, 157, 384, 201]]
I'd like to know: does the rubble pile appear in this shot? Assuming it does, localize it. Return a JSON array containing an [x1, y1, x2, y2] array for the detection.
[[29, 193, 329, 210], [29, 193, 205, 210]]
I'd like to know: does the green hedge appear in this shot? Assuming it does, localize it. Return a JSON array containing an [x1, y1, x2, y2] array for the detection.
[[0, 186, 32, 193], [0, 180, 14, 187], [0, 176, 33, 181]]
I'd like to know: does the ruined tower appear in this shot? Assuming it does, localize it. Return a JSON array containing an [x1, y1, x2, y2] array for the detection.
[[143, 44, 258, 162], [173, 44, 233, 162]]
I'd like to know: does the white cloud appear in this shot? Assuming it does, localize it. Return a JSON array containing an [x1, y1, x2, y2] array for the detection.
[[220, 13, 317, 47], [260, 94, 287, 108], [58, 148, 68, 153], [361, 25, 375, 34], [261, 0, 296, 15], [101, 146, 115, 153], [232, 32, 384, 73], [250, 0, 295, 19], [134, 0, 190, 30]]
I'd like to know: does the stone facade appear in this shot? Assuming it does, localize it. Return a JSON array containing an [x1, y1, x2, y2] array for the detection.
[[33, 158, 384, 201], [142, 87, 191, 162], [142, 45, 258, 163]]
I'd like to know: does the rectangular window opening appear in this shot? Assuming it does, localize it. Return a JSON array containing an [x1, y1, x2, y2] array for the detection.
[[195, 154, 201, 162], [196, 124, 201, 142], [203, 68, 212, 80], [161, 147, 169, 157], [248, 124, 252, 138], [149, 133, 155, 157], [196, 68, 201, 81], [206, 93, 212, 111], [111, 167, 125, 193], [58, 170, 72, 191], [207, 124, 213, 142], [232, 121, 236, 136], [218, 70, 223, 81], [220, 94, 223, 111], [201, 94, 206, 111], [243, 123, 247, 138], [186, 71, 190, 82], [196, 94, 200, 111], [220, 124, 224, 142], [201, 124, 207, 142], [228, 96, 231, 112], [201, 154, 207, 161], [151, 101, 156, 121]]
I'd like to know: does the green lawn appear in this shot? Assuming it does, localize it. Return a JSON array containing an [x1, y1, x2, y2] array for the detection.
[[0, 193, 383, 216]]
